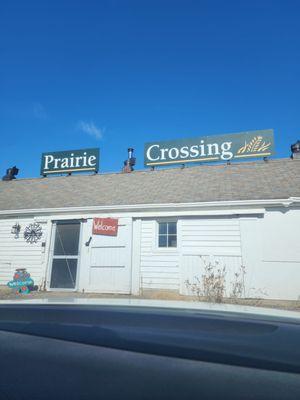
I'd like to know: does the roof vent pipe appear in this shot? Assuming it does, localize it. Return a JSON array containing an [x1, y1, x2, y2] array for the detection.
[[291, 140, 300, 159], [2, 166, 19, 181], [122, 148, 136, 173]]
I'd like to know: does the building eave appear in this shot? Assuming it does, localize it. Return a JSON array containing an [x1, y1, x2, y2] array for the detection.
[[0, 197, 299, 218]]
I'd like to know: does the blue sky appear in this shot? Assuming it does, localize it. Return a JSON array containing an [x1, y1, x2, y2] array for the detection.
[[1, 0, 299, 178]]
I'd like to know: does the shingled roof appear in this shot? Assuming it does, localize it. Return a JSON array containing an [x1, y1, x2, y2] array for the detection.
[[0, 158, 299, 211]]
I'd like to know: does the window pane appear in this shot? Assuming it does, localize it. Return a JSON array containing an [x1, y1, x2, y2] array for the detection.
[[159, 235, 167, 247], [168, 235, 177, 247], [50, 258, 77, 289], [54, 223, 80, 256], [168, 222, 177, 235], [159, 223, 167, 235]]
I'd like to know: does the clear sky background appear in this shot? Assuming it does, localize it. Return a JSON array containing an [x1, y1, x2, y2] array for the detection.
[[1, 0, 299, 178]]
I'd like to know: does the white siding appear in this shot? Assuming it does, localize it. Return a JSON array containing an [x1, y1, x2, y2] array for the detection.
[[180, 211, 300, 300], [240, 209, 300, 300], [140, 220, 179, 290], [0, 205, 298, 300], [0, 217, 47, 286], [181, 218, 242, 256], [180, 217, 243, 295]]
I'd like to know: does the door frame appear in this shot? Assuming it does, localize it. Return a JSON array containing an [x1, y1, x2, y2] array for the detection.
[[47, 220, 83, 292]]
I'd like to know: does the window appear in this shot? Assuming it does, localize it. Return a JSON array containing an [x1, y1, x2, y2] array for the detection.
[[158, 221, 177, 248]]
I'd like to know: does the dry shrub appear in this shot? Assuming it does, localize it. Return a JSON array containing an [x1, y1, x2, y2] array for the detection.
[[230, 264, 246, 302], [185, 257, 226, 303], [185, 257, 247, 303]]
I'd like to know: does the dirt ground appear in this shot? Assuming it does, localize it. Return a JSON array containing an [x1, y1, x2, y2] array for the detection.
[[1, 286, 300, 312]]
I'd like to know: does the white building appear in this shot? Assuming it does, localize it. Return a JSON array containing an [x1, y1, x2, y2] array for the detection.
[[0, 158, 299, 300]]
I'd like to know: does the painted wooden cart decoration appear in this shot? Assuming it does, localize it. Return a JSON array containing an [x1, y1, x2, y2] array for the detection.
[[7, 268, 34, 294]]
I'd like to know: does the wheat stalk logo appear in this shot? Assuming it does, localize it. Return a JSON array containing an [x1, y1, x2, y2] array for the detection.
[[237, 136, 271, 154]]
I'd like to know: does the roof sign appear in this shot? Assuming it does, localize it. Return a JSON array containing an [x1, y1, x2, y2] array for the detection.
[[144, 129, 274, 167], [41, 148, 99, 176]]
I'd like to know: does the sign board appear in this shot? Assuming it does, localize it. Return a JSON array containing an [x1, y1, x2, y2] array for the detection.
[[41, 148, 99, 175], [7, 278, 34, 288], [144, 129, 274, 167], [7, 268, 34, 294], [92, 218, 119, 236]]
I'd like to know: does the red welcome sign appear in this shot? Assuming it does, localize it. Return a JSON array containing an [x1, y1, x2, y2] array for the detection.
[[92, 218, 118, 236]]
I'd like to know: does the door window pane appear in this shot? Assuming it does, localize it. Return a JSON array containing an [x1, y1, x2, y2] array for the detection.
[[158, 222, 167, 234], [50, 259, 77, 289], [158, 221, 177, 248], [168, 235, 177, 247], [159, 235, 167, 247], [168, 222, 177, 235], [54, 223, 80, 256]]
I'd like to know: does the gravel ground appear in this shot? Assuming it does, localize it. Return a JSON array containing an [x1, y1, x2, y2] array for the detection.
[[1, 286, 300, 311]]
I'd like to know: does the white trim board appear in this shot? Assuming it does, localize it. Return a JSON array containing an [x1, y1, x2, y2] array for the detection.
[[0, 197, 299, 217]]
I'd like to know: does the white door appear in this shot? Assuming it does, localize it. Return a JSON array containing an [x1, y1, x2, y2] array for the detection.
[[86, 217, 132, 293]]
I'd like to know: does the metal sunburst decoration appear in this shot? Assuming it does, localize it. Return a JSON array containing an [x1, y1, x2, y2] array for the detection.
[[24, 222, 42, 244]]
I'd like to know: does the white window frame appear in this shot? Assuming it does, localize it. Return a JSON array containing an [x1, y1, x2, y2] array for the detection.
[[155, 219, 178, 251]]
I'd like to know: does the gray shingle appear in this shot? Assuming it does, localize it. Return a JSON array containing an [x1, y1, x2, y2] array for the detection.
[[0, 158, 299, 211]]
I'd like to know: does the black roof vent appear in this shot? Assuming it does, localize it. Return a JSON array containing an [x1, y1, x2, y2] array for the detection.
[[122, 148, 136, 173], [291, 140, 300, 159], [2, 166, 19, 181]]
